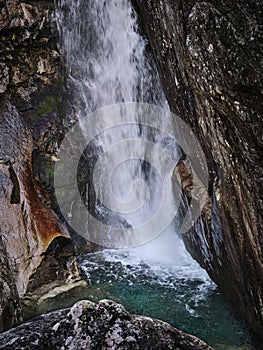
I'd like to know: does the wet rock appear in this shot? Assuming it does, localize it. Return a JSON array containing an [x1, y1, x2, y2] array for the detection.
[[22, 279, 88, 321], [0, 63, 9, 93], [0, 300, 214, 350], [0, 102, 69, 328], [134, 0, 263, 338], [0, 235, 22, 331], [21, 235, 87, 321]]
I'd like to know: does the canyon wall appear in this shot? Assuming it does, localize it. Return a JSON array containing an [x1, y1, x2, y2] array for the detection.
[[134, 0, 263, 338], [0, 0, 70, 330]]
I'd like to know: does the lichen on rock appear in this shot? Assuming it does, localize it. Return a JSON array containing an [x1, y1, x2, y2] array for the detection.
[[0, 300, 215, 350]]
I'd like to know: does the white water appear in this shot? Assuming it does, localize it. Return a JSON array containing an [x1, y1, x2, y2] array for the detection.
[[56, 0, 166, 111], [56, 0, 212, 283], [101, 228, 211, 283]]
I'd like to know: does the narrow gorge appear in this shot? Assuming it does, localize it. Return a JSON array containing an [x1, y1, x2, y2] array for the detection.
[[0, 0, 262, 349]]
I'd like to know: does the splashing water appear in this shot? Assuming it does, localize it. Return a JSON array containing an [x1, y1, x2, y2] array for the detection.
[[79, 234, 253, 349]]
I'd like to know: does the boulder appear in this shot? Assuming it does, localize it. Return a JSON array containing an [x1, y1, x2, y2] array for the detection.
[[0, 299, 214, 350]]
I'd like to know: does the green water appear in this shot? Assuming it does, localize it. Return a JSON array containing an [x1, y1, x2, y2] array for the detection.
[[79, 250, 255, 350]]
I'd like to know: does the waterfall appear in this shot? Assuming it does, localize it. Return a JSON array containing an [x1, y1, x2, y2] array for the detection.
[[56, 0, 166, 110], [55, 0, 208, 271]]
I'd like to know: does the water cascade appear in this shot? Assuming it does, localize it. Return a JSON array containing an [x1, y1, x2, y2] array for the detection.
[[55, 1, 254, 349]]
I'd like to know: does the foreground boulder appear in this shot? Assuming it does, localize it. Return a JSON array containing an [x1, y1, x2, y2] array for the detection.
[[134, 0, 263, 338], [0, 300, 214, 350]]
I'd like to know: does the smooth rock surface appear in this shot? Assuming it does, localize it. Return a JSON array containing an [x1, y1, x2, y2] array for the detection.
[[0, 300, 214, 350], [134, 0, 263, 338]]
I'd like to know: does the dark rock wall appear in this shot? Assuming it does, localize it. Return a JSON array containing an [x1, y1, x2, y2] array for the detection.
[[0, 0, 69, 330], [0, 234, 22, 331], [134, 0, 263, 337]]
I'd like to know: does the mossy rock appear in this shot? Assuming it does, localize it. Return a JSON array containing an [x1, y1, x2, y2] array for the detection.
[[38, 96, 57, 116]]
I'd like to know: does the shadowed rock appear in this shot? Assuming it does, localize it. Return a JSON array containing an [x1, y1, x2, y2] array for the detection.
[[134, 0, 263, 338]]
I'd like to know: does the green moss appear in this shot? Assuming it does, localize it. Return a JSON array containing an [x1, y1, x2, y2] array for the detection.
[[38, 96, 56, 116]]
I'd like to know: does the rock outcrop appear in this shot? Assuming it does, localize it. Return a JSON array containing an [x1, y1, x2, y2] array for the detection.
[[0, 0, 70, 330], [134, 0, 263, 338], [0, 299, 214, 350]]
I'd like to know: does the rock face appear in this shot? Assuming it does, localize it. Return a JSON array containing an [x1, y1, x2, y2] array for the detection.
[[0, 0, 70, 330], [134, 0, 263, 338], [0, 234, 22, 331], [0, 300, 214, 350]]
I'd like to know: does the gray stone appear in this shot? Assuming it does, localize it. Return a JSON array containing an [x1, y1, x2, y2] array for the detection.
[[0, 300, 214, 350]]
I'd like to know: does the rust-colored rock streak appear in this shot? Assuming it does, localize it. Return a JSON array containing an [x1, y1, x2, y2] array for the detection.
[[0, 104, 69, 300], [0, 0, 68, 330]]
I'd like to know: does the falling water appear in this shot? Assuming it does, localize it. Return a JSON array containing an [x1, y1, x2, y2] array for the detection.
[[56, 0, 180, 246], [56, 0, 166, 110], [55, 1, 254, 348]]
